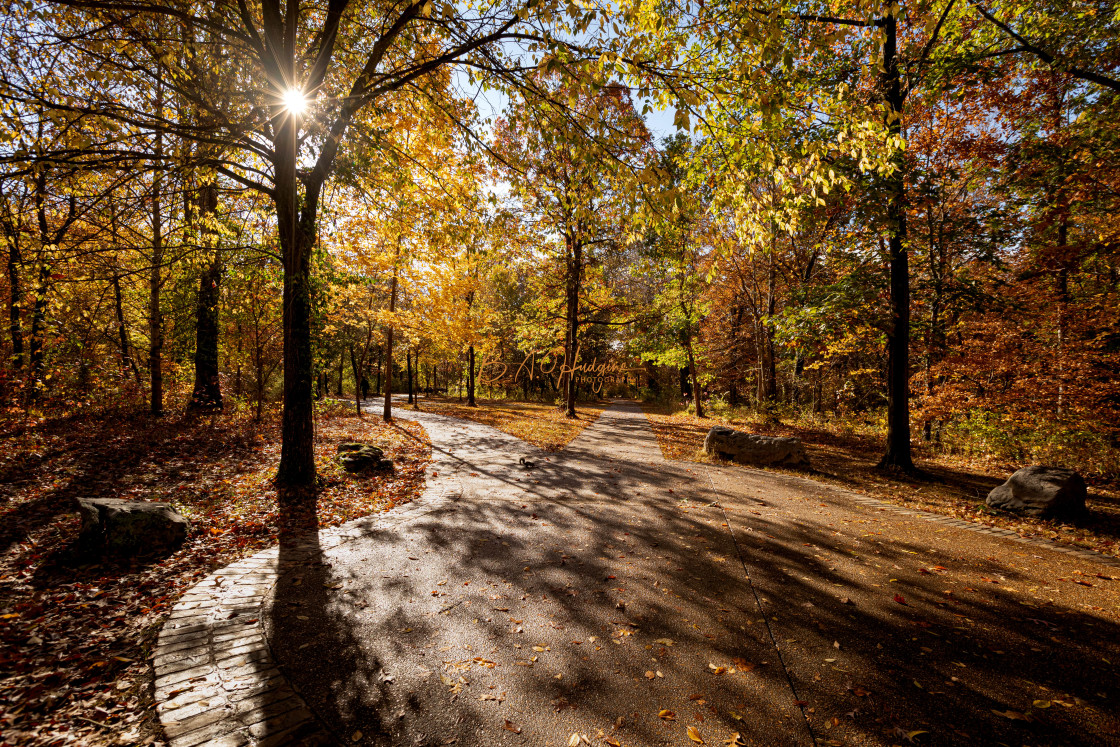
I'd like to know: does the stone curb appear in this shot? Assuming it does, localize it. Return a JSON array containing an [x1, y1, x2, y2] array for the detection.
[[843, 491, 1120, 568], [152, 472, 460, 747]]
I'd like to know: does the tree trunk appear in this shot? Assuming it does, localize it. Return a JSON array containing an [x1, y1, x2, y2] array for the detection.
[[28, 166, 61, 398], [5, 215, 22, 371], [406, 349, 414, 404], [254, 337, 265, 422], [467, 345, 477, 407], [275, 107, 318, 502], [685, 331, 704, 418], [189, 256, 223, 410], [336, 351, 344, 396], [876, 8, 915, 473], [374, 346, 382, 395], [234, 321, 243, 396], [149, 80, 165, 417], [562, 234, 582, 418], [112, 273, 141, 383], [383, 265, 398, 422], [349, 344, 363, 417], [189, 182, 223, 412]]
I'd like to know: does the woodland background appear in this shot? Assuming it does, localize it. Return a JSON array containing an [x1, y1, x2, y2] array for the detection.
[[0, 2, 1118, 744], [1, 0, 1116, 477]]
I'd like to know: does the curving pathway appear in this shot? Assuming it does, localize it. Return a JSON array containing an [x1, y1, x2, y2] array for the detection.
[[155, 401, 1120, 747]]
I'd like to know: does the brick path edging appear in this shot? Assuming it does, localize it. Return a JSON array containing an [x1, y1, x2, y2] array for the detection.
[[152, 479, 460, 747]]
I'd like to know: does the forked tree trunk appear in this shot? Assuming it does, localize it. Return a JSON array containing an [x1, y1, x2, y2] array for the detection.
[[274, 110, 318, 504]]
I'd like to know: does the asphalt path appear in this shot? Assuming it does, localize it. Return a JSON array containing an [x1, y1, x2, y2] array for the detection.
[[265, 401, 1120, 746]]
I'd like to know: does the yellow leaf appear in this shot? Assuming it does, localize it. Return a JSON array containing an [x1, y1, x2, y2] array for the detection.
[[658, 709, 676, 721], [687, 725, 704, 743]]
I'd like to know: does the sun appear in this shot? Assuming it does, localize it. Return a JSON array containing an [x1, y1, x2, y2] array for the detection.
[[282, 88, 308, 116]]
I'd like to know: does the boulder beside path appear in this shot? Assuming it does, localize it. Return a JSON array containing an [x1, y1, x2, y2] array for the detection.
[[703, 425, 810, 468], [77, 497, 190, 555], [986, 465, 1087, 520], [337, 442, 393, 473]]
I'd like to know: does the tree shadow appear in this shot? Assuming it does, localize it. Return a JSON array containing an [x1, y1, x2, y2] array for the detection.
[[263, 405, 1120, 746]]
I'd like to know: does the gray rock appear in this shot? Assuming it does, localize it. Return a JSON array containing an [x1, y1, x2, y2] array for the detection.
[[77, 498, 190, 555], [337, 442, 392, 473], [702, 425, 810, 468], [986, 465, 1087, 520]]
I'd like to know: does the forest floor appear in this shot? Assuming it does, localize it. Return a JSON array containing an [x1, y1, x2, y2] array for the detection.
[[642, 403, 1120, 562], [0, 401, 431, 747], [416, 395, 609, 450]]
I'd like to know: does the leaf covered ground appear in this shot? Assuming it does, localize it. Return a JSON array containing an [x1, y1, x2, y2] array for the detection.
[[417, 396, 608, 450], [643, 403, 1120, 562], [0, 402, 430, 747]]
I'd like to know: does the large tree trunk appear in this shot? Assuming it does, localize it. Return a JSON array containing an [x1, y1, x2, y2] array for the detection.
[[562, 234, 582, 418], [876, 8, 915, 473], [189, 182, 223, 412], [275, 109, 318, 503]]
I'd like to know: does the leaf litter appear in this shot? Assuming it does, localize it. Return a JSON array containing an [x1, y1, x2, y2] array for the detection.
[[0, 402, 431, 745]]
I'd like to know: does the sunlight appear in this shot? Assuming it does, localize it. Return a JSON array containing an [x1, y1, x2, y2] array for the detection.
[[282, 87, 307, 116]]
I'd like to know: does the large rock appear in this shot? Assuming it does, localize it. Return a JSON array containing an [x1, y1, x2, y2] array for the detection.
[[337, 442, 393, 473], [986, 466, 1087, 520], [77, 498, 190, 555], [703, 425, 810, 468]]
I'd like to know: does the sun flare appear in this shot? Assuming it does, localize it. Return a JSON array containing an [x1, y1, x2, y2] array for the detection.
[[282, 88, 307, 116]]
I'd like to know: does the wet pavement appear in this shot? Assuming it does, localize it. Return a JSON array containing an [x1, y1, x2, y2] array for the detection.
[[265, 401, 1120, 746]]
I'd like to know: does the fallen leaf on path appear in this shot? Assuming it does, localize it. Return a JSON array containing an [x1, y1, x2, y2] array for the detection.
[[686, 726, 704, 743], [503, 720, 522, 733], [893, 594, 907, 605], [724, 734, 746, 746], [568, 735, 581, 747], [659, 709, 677, 721], [992, 709, 1028, 721]]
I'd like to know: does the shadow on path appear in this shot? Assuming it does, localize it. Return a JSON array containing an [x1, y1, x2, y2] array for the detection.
[[264, 402, 1120, 747]]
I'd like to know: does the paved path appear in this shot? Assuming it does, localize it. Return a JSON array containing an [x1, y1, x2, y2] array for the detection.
[[155, 401, 1120, 747]]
